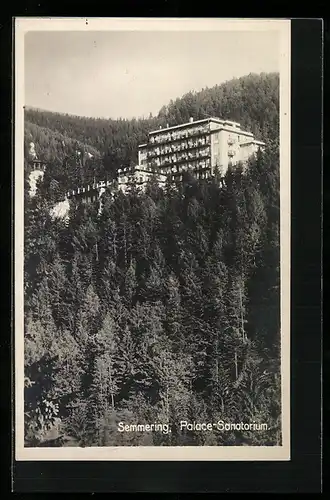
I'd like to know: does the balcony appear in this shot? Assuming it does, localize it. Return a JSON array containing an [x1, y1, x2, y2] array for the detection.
[[149, 125, 210, 146], [147, 139, 211, 159], [155, 150, 211, 170]]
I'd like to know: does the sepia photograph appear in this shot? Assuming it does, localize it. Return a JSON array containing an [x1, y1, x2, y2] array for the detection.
[[15, 18, 291, 461]]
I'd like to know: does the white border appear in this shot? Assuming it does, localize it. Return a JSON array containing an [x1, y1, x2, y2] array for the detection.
[[15, 17, 291, 461]]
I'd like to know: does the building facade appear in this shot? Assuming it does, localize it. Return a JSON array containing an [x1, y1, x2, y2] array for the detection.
[[137, 117, 265, 182]]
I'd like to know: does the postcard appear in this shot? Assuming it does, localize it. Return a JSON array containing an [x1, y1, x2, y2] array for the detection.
[[14, 17, 291, 461]]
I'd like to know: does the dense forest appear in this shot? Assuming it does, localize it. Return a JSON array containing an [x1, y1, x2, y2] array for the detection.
[[24, 72, 279, 191], [24, 72, 281, 447]]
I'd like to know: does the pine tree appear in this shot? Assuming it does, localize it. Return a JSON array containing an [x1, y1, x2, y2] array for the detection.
[[164, 273, 185, 352], [122, 260, 137, 307], [47, 254, 68, 327]]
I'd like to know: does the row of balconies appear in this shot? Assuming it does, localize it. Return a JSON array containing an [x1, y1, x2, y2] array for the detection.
[[171, 168, 212, 182], [147, 138, 210, 157], [152, 150, 211, 168], [151, 148, 210, 163], [149, 126, 242, 145], [179, 149, 210, 160], [149, 125, 210, 145], [173, 162, 211, 173], [146, 136, 240, 156], [152, 157, 211, 172], [124, 169, 211, 185], [66, 160, 214, 198], [147, 132, 241, 151], [66, 180, 113, 198]]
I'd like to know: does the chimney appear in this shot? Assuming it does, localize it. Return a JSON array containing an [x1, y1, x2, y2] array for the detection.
[[189, 117, 194, 123]]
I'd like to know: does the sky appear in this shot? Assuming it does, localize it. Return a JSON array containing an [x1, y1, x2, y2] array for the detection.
[[24, 30, 280, 120]]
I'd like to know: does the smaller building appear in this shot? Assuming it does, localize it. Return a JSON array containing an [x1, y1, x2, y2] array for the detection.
[[66, 180, 113, 204], [116, 165, 167, 193], [30, 159, 47, 172], [27, 159, 48, 198]]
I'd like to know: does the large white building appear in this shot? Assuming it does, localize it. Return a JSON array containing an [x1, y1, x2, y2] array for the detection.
[[137, 117, 265, 182], [72, 117, 265, 197], [42, 117, 266, 216]]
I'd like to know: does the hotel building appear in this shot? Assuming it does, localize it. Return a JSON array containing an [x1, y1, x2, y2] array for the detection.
[[51, 116, 266, 213], [137, 117, 265, 182]]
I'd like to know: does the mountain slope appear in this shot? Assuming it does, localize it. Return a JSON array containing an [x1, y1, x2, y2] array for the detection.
[[24, 72, 279, 191], [158, 72, 279, 143], [24, 121, 102, 163]]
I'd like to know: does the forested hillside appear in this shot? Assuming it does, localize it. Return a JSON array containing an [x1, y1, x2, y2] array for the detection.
[[158, 72, 279, 143], [24, 72, 279, 192], [24, 72, 281, 447], [25, 121, 102, 163], [24, 155, 281, 447]]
